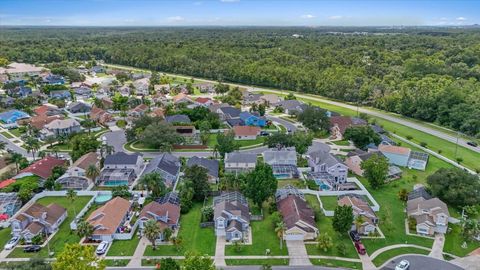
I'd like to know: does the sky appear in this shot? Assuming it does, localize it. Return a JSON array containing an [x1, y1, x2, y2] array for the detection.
[[0, 0, 478, 27]]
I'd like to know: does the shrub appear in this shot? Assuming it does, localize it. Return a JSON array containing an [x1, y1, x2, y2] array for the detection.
[[438, 149, 442, 154], [306, 179, 318, 190], [408, 217, 417, 231], [406, 135, 413, 140], [420, 142, 427, 148]]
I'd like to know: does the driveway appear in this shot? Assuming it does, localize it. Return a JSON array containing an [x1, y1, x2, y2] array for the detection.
[[214, 236, 226, 267], [102, 130, 127, 153], [285, 240, 311, 266], [429, 233, 445, 259], [307, 140, 331, 154], [380, 254, 463, 270], [267, 116, 297, 132]]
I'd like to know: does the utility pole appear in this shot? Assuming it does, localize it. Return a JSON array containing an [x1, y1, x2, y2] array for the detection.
[[454, 131, 459, 159]]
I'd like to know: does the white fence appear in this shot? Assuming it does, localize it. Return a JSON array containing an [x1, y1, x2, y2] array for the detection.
[[113, 220, 139, 240]]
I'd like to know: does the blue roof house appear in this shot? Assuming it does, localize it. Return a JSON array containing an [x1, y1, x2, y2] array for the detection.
[[43, 74, 65, 85], [7, 86, 32, 98], [50, 90, 71, 100], [239, 112, 267, 127], [0, 110, 30, 128]]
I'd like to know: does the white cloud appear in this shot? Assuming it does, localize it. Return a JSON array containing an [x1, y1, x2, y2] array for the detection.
[[456, 17, 467, 21], [167, 16, 185, 22], [328, 15, 343, 20], [300, 14, 315, 19]]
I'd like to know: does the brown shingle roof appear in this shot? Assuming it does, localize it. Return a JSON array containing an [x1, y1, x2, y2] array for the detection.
[[72, 152, 98, 170], [277, 195, 317, 232], [233, 126, 261, 137], [378, 144, 411, 156], [139, 201, 180, 226], [87, 197, 131, 236]]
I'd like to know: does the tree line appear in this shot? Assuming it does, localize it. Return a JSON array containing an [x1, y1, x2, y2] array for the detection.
[[1, 27, 479, 136]]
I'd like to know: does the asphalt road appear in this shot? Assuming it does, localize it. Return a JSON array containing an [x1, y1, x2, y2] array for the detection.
[[380, 255, 464, 270], [108, 267, 342, 270], [0, 133, 32, 159], [267, 115, 298, 132]]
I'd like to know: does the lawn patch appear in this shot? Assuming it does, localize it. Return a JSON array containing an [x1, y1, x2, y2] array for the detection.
[[225, 259, 289, 266], [310, 258, 362, 269], [0, 132, 14, 139], [106, 229, 141, 256], [371, 247, 430, 267]]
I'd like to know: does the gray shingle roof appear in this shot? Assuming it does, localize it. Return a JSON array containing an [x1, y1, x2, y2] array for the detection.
[[225, 152, 257, 164], [165, 115, 191, 124], [144, 153, 181, 177], [309, 150, 343, 167], [219, 107, 241, 118], [104, 152, 142, 165], [187, 156, 219, 178]]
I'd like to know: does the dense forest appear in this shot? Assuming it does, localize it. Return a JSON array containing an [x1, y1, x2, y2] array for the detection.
[[1, 27, 480, 137]]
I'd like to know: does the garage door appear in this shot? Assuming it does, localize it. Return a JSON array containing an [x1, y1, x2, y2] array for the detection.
[[285, 233, 304, 241]]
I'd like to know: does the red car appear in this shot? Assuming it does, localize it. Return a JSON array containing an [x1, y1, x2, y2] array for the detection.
[[354, 241, 366, 255]]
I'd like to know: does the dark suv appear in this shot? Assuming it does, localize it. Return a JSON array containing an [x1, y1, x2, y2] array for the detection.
[[23, 245, 41, 253], [349, 230, 361, 242], [467, 141, 478, 147]]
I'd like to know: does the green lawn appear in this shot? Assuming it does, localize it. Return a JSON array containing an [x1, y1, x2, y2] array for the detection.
[[7, 196, 92, 258], [304, 195, 359, 258], [225, 209, 288, 256], [0, 131, 14, 139], [225, 259, 289, 266], [9, 128, 24, 138], [0, 227, 12, 248], [444, 223, 480, 257], [142, 259, 184, 266], [331, 140, 351, 146], [143, 202, 215, 256], [104, 259, 130, 267], [371, 247, 430, 267], [46, 143, 71, 151], [277, 179, 305, 189], [310, 258, 362, 269], [106, 230, 141, 256], [318, 196, 338, 211], [236, 137, 266, 148]]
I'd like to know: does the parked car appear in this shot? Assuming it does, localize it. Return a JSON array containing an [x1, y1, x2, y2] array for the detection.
[[349, 230, 360, 242], [96, 241, 109, 255], [354, 241, 366, 255], [395, 260, 410, 270], [4, 236, 20, 250], [260, 131, 269, 136], [23, 245, 41, 253], [467, 141, 478, 147]]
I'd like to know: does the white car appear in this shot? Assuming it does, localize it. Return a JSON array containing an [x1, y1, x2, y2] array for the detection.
[[4, 236, 20, 250], [395, 260, 410, 270], [95, 241, 109, 255]]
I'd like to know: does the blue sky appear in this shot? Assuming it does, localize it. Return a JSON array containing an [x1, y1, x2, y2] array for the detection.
[[0, 0, 478, 26]]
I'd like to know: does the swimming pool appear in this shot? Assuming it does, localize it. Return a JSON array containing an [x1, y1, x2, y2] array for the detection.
[[314, 180, 332, 191], [274, 173, 290, 179], [102, 180, 129, 187], [95, 193, 112, 204]]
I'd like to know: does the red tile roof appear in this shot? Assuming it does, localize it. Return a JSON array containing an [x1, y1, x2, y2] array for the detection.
[[195, 97, 212, 104], [18, 156, 66, 179], [0, 179, 16, 189], [379, 144, 411, 156]]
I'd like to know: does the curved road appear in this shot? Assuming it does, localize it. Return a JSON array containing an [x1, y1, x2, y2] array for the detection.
[[380, 255, 463, 270]]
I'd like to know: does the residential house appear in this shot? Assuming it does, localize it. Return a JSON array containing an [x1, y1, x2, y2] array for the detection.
[[173, 126, 198, 143], [275, 100, 307, 115], [194, 83, 215, 93], [129, 104, 149, 117], [330, 116, 367, 140], [276, 186, 319, 240], [11, 203, 67, 242], [224, 152, 257, 173], [260, 94, 282, 106], [133, 78, 150, 95], [243, 92, 263, 105], [226, 118, 244, 127], [101, 97, 113, 109], [378, 145, 411, 167], [118, 85, 131, 96], [172, 93, 194, 105], [209, 103, 229, 114], [104, 152, 144, 175], [345, 150, 403, 180], [73, 86, 93, 97], [263, 147, 299, 179], [338, 194, 378, 235], [87, 197, 132, 242], [0, 62, 43, 81], [232, 126, 261, 140], [216, 106, 241, 120], [7, 86, 32, 98], [150, 108, 165, 119], [34, 104, 63, 117], [152, 93, 168, 105], [407, 151, 429, 171], [67, 101, 91, 114], [165, 114, 191, 125], [91, 65, 104, 73], [214, 192, 250, 242], [407, 191, 450, 236], [14, 156, 67, 181], [56, 152, 99, 190], [195, 97, 214, 107], [42, 74, 65, 85], [187, 156, 219, 183], [138, 195, 180, 241], [239, 112, 267, 127], [154, 84, 170, 94], [49, 90, 71, 100], [90, 106, 113, 125], [0, 110, 30, 128], [142, 153, 181, 187], [307, 150, 348, 187], [40, 118, 81, 139]]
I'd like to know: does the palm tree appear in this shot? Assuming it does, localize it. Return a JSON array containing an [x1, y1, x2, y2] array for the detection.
[[354, 215, 365, 232], [275, 222, 286, 249], [144, 219, 162, 250], [45, 136, 56, 148], [24, 136, 40, 160], [85, 164, 100, 184], [171, 236, 183, 252], [66, 189, 77, 217], [76, 220, 94, 240], [6, 153, 23, 173]]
